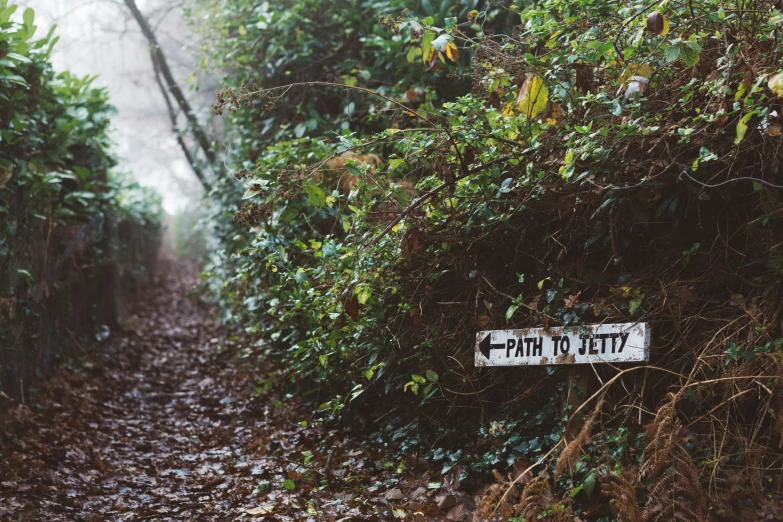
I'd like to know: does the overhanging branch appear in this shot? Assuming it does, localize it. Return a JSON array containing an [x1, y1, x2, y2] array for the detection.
[[151, 55, 210, 191], [124, 0, 217, 179]]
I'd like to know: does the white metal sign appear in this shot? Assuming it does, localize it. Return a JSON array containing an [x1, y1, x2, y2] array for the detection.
[[475, 322, 650, 367]]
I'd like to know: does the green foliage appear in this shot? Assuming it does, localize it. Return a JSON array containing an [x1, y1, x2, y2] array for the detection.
[[197, 0, 783, 509], [0, 3, 161, 349]]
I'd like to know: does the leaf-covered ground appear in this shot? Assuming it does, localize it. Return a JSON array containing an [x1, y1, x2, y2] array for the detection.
[[0, 259, 472, 521]]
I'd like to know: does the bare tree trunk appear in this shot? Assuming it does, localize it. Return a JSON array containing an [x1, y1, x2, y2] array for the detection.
[[123, 0, 216, 187], [151, 54, 211, 191]]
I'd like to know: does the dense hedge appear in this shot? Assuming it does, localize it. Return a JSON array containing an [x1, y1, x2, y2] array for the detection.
[[0, 3, 161, 401], [192, 0, 514, 397], [198, 0, 783, 517]]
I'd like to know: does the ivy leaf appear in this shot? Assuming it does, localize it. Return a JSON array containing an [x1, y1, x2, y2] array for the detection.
[[664, 40, 700, 66], [680, 41, 701, 66], [583, 470, 597, 497], [516, 75, 548, 119], [389, 158, 407, 170], [355, 286, 371, 304], [664, 43, 681, 63], [321, 239, 337, 258], [421, 30, 435, 65], [444, 41, 459, 63], [735, 111, 757, 144], [252, 481, 271, 494], [282, 479, 296, 490], [629, 294, 644, 314], [304, 182, 326, 207]]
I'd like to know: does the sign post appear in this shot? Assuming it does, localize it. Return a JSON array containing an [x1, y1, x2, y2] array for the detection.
[[475, 322, 650, 367]]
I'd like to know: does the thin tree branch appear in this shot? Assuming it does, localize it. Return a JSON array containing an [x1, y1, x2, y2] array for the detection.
[[124, 0, 216, 169], [151, 54, 210, 191]]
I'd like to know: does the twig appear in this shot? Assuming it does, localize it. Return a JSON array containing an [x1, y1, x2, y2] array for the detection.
[[66, 328, 91, 358], [681, 170, 783, 189]]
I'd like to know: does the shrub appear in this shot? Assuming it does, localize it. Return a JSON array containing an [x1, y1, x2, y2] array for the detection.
[[0, 3, 161, 399], [199, 0, 783, 515]]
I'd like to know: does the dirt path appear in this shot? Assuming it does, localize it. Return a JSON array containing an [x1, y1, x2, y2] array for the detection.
[[0, 259, 464, 521]]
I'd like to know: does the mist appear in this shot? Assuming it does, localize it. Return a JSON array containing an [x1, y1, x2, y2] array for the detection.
[[21, 0, 220, 213]]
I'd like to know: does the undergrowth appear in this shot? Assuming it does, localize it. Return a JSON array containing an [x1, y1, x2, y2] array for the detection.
[[193, 0, 783, 518]]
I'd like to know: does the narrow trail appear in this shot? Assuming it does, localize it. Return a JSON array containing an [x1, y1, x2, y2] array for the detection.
[[0, 259, 461, 521]]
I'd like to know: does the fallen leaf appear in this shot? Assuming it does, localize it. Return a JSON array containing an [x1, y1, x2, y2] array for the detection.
[[385, 488, 404, 501], [446, 502, 468, 521], [766, 123, 783, 137], [436, 494, 457, 510], [512, 457, 534, 485], [245, 504, 275, 515]]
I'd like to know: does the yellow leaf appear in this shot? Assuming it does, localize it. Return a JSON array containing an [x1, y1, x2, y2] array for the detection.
[[502, 103, 515, 117], [660, 18, 670, 36], [545, 102, 565, 125], [768, 72, 783, 98], [424, 46, 437, 66], [545, 30, 560, 49], [444, 41, 459, 63], [245, 504, 275, 515], [516, 75, 548, 119], [734, 82, 747, 102], [618, 63, 652, 85]]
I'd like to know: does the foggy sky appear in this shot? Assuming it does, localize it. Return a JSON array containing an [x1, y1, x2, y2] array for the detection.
[[21, 0, 220, 213]]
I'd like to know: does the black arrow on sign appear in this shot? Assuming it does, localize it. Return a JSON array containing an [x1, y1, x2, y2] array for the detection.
[[478, 334, 505, 359]]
